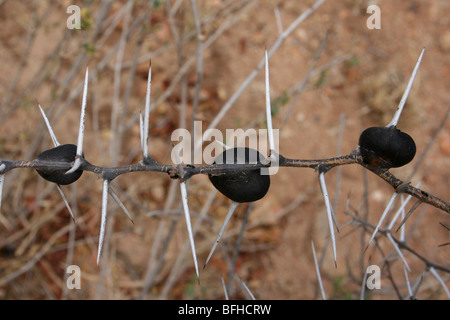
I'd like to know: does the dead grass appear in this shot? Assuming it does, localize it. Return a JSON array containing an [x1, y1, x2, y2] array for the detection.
[[0, 0, 449, 300]]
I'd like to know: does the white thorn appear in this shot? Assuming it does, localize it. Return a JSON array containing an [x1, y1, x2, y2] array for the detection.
[[204, 201, 239, 268], [387, 48, 425, 128], [387, 193, 413, 231], [97, 179, 109, 265], [143, 63, 152, 160], [265, 49, 276, 159], [367, 192, 398, 249], [37, 106, 76, 222], [311, 240, 327, 300], [77, 67, 89, 156], [386, 232, 410, 272], [66, 67, 89, 175], [65, 157, 82, 175], [179, 180, 199, 279], [402, 263, 413, 298], [38, 104, 60, 147], [399, 203, 406, 242], [172, 150, 198, 277], [221, 276, 229, 300], [318, 172, 337, 266], [429, 267, 450, 299], [139, 112, 145, 155], [240, 278, 256, 300]]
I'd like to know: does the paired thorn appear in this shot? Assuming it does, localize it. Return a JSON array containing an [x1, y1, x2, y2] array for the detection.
[[37, 103, 77, 221], [318, 172, 337, 267], [387, 48, 425, 128], [204, 200, 239, 269], [179, 180, 199, 279], [141, 61, 152, 161], [66, 67, 89, 175], [139, 112, 145, 155], [264, 49, 276, 161], [97, 179, 109, 265], [96, 181, 134, 265], [38, 103, 60, 147], [173, 151, 199, 279]]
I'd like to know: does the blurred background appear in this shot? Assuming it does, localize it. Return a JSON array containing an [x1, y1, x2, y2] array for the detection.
[[0, 0, 449, 299]]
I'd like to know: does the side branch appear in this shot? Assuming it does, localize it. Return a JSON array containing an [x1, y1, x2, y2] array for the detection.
[[361, 162, 450, 214]]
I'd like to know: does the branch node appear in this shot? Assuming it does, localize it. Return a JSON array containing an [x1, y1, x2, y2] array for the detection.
[[395, 181, 411, 193]]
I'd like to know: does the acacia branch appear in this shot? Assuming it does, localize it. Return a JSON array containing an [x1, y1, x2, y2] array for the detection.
[[1, 147, 449, 215]]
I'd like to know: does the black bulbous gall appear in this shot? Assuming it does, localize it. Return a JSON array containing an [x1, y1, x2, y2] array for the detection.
[[208, 147, 270, 203], [358, 126, 416, 168], [35, 144, 83, 185]]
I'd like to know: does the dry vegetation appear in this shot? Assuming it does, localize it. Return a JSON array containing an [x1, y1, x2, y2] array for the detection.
[[0, 0, 449, 300]]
